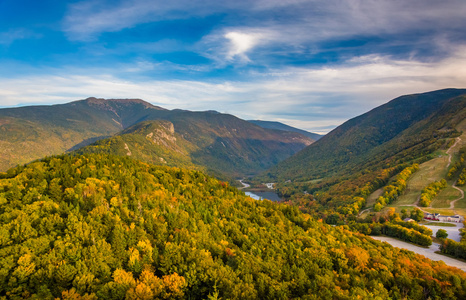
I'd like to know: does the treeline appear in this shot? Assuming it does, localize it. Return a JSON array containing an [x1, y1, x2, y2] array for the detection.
[[382, 223, 432, 247], [439, 220, 466, 260], [374, 164, 419, 211], [393, 220, 432, 236], [419, 179, 447, 207], [440, 239, 466, 259], [1, 154, 465, 299], [349, 209, 432, 247]]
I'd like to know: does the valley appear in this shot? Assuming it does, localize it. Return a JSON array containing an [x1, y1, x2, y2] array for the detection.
[[0, 98, 316, 178], [2, 90, 466, 298], [3, 1, 466, 298]]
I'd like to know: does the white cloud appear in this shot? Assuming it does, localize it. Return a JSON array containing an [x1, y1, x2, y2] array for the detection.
[[1, 48, 466, 133], [224, 32, 259, 61]]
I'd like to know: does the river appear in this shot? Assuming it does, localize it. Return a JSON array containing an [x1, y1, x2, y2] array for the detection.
[[239, 180, 282, 201], [245, 191, 282, 202]]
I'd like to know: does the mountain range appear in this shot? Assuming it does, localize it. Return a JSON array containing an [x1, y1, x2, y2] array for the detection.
[[0, 97, 317, 177]]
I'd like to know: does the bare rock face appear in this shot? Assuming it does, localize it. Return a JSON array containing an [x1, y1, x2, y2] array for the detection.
[[146, 121, 182, 153]]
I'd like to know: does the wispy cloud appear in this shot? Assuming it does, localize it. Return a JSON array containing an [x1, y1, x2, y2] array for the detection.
[[63, 0, 466, 56], [63, 0, 244, 41], [0, 29, 40, 46]]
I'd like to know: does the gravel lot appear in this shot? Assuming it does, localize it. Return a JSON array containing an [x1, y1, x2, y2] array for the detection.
[[423, 222, 463, 242]]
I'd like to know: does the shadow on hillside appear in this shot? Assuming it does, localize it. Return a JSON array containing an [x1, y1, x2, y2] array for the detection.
[[66, 136, 111, 152]]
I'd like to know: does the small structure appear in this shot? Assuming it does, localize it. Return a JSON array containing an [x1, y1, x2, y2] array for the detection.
[[264, 183, 275, 189], [424, 212, 464, 223], [403, 218, 415, 222]]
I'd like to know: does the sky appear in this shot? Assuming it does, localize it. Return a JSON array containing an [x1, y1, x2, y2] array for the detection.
[[0, 0, 466, 134]]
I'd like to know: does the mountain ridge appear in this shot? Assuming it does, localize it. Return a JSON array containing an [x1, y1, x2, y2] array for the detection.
[[259, 88, 466, 216], [248, 120, 322, 140], [0, 98, 314, 177]]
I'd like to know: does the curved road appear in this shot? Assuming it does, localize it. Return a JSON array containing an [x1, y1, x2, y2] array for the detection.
[[451, 185, 464, 209], [446, 137, 464, 210], [371, 236, 466, 272]]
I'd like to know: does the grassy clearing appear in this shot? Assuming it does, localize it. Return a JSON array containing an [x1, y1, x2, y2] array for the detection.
[[454, 186, 466, 208], [421, 222, 457, 227], [396, 155, 449, 205], [365, 188, 383, 207], [431, 186, 461, 208], [423, 207, 466, 216], [364, 120, 466, 217]]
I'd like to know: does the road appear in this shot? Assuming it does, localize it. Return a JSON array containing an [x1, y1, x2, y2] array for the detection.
[[371, 236, 466, 272], [238, 179, 250, 189]]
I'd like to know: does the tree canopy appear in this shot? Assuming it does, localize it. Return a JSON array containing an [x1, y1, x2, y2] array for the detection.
[[0, 154, 465, 299]]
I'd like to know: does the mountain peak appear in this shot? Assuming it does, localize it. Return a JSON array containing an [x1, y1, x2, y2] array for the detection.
[[80, 97, 166, 110]]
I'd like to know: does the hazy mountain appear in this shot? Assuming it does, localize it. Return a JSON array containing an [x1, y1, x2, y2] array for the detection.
[[248, 120, 322, 140], [0, 98, 313, 176]]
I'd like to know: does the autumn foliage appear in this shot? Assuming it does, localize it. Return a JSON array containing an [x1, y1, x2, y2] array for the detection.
[[0, 154, 465, 299]]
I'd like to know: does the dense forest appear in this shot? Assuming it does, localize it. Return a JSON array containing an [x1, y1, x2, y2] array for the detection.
[[0, 154, 465, 299]]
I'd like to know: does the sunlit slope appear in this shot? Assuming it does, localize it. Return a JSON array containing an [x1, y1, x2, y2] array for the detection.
[[267, 89, 466, 181], [0, 98, 165, 171], [0, 153, 465, 299]]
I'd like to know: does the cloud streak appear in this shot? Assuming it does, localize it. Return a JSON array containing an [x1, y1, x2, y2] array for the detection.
[[63, 0, 466, 57]]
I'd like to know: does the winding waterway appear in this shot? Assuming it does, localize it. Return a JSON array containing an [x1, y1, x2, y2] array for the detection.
[[245, 191, 282, 202]]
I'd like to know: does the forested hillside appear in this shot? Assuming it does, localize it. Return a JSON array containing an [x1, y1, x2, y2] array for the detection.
[[0, 153, 465, 299], [0, 98, 164, 171], [259, 89, 466, 217], [74, 120, 200, 171], [0, 98, 313, 176]]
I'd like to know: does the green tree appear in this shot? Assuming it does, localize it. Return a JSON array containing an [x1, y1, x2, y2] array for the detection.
[[436, 229, 448, 239]]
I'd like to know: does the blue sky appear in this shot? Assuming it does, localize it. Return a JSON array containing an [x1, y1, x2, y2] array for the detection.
[[0, 0, 466, 133]]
